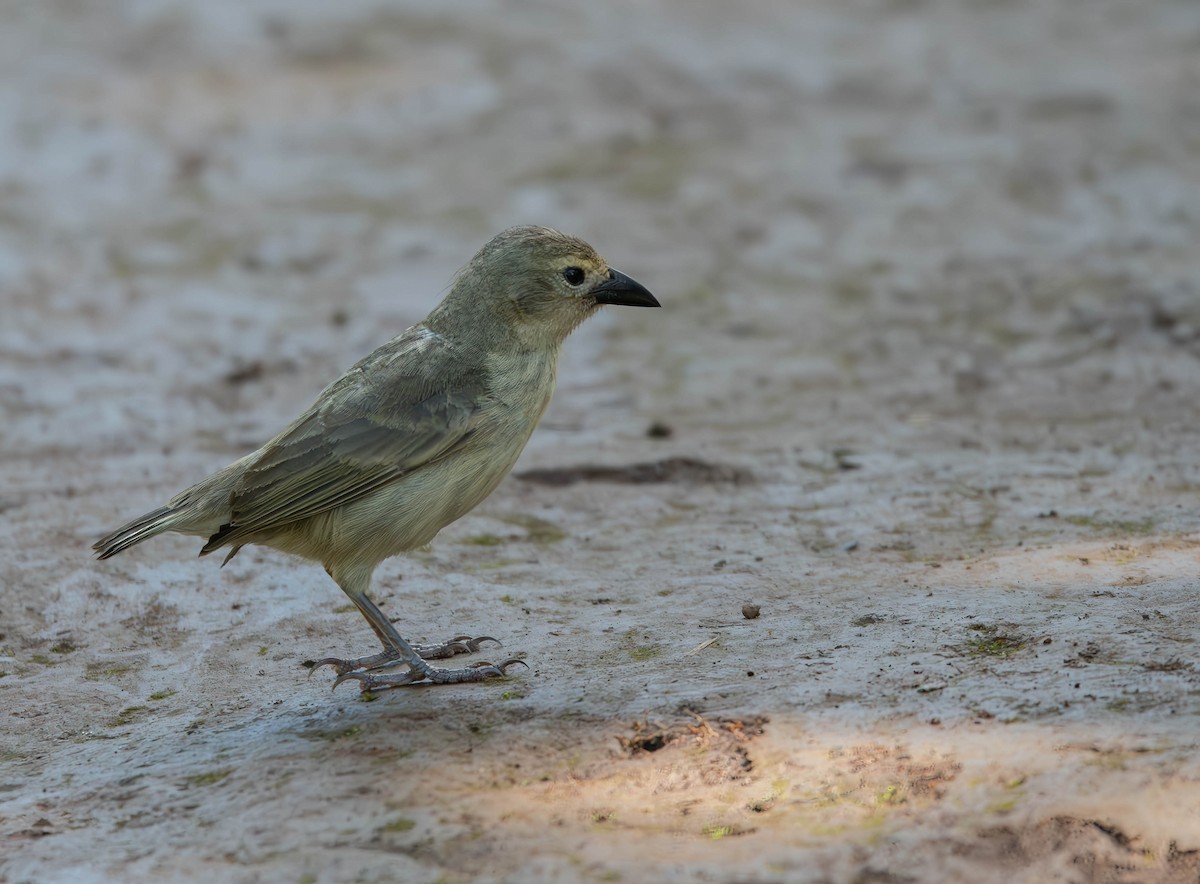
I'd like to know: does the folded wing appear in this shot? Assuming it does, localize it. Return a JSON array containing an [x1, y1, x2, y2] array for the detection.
[[201, 335, 485, 553]]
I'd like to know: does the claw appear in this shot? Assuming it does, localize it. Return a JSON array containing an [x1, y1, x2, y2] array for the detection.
[[412, 635, 501, 660], [332, 668, 422, 691], [316, 636, 503, 675], [330, 657, 528, 692], [425, 657, 528, 683], [445, 635, 500, 653], [309, 657, 350, 677], [308, 649, 401, 677]]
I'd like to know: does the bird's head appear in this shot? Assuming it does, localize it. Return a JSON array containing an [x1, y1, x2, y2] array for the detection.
[[435, 226, 659, 348]]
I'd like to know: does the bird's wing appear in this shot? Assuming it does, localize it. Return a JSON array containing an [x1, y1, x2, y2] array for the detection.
[[201, 332, 486, 553]]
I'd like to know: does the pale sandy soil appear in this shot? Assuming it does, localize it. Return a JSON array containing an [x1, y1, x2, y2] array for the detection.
[[4, 1, 1200, 882]]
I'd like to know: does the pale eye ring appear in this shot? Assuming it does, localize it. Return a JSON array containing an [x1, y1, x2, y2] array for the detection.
[[562, 266, 585, 286]]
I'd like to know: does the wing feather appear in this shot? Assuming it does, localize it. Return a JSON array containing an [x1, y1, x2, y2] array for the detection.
[[201, 331, 485, 553]]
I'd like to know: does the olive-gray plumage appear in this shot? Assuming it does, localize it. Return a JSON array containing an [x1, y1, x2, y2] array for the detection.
[[93, 226, 658, 690]]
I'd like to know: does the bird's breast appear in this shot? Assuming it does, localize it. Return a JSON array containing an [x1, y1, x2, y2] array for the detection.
[[482, 348, 559, 425]]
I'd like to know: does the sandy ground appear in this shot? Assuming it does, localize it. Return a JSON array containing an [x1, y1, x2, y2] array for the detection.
[[4, 1, 1200, 881]]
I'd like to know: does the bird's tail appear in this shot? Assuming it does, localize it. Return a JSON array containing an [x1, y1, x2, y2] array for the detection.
[[92, 506, 180, 560]]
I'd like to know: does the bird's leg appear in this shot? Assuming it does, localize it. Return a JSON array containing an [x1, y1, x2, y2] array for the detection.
[[334, 657, 529, 692], [312, 635, 501, 676], [310, 565, 523, 691]]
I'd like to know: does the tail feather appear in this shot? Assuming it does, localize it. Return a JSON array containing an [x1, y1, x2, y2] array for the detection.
[[92, 506, 179, 560]]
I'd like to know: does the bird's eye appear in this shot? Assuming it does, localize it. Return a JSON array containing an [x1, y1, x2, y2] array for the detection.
[[562, 267, 585, 286]]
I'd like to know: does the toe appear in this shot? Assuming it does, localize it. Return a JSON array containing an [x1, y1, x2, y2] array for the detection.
[[332, 669, 421, 692], [309, 657, 352, 677], [465, 635, 501, 652]]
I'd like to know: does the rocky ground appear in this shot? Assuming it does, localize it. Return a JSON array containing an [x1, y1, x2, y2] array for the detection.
[[3, 1, 1200, 881]]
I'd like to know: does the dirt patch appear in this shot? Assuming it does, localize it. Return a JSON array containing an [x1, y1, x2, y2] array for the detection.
[[964, 817, 1200, 884], [517, 456, 751, 487]]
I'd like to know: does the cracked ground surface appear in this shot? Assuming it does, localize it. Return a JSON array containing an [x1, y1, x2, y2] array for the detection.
[[3, 1, 1200, 881]]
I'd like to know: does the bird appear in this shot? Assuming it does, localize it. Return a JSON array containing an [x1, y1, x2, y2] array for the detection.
[[93, 226, 659, 692]]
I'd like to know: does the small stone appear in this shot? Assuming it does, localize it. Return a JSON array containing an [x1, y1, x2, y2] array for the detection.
[[742, 603, 761, 620]]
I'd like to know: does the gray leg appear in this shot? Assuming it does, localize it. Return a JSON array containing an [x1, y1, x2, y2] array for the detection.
[[310, 564, 523, 691], [413, 635, 501, 659], [313, 635, 502, 677]]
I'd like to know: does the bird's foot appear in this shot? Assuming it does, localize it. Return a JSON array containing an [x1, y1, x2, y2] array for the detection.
[[412, 634, 500, 660], [309, 648, 400, 677], [332, 658, 528, 692], [308, 635, 500, 676]]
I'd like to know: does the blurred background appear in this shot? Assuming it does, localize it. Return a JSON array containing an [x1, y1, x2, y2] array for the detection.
[[5, 0, 1200, 464], [5, 1, 1200, 881]]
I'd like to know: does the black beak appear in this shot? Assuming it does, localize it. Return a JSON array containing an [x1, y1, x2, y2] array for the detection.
[[591, 268, 660, 308]]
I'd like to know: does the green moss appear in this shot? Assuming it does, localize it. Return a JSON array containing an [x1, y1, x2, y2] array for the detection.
[[148, 689, 176, 701], [476, 558, 525, 570], [831, 275, 872, 306], [630, 645, 663, 662], [876, 784, 904, 805], [967, 635, 1026, 657], [50, 640, 77, 655], [187, 769, 233, 787], [1062, 514, 1156, 535], [620, 140, 693, 200], [302, 725, 363, 742], [108, 218, 239, 278], [498, 513, 567, 545], [108, 706, 150, 728], [987, 788, 1022, 814], [380, 817, 416, 833], [465, 533, 504, 546]]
